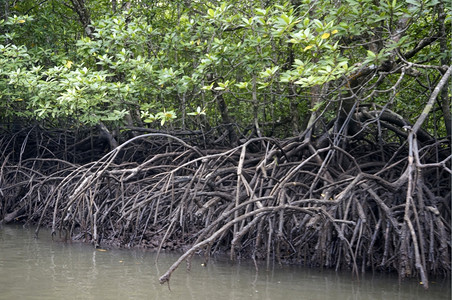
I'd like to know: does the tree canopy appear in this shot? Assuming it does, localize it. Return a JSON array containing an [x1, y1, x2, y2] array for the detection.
[[1, 0, 450, 142]]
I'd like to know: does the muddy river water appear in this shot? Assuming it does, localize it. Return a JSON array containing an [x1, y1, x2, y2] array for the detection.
[[0, 225, 449, 299]]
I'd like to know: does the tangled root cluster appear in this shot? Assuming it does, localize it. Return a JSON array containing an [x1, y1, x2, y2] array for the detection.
[[0, 124, 450, 288]]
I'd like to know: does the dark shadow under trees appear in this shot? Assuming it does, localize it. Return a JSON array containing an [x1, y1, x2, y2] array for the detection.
[[0, 95, 450, 289]]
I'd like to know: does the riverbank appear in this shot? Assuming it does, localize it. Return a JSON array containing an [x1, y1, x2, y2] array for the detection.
[[1, 127, 450, 287]]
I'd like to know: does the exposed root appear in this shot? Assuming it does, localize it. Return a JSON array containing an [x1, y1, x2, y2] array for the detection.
[[0, 123, 450, 288]]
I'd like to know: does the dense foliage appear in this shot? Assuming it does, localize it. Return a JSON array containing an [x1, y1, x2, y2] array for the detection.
[[1, 0, 450, 141]]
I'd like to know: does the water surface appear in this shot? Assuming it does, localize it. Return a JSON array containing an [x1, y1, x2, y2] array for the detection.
[[0, 225, 449, 299]]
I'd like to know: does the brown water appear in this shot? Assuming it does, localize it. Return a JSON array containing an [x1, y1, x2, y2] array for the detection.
[[0, 225, 449, 300]]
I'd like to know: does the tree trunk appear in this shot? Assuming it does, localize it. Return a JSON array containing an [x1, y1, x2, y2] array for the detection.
[[69, 0, 94, 38], [216, 92, 237, 146], [438, 0, 451, 137]]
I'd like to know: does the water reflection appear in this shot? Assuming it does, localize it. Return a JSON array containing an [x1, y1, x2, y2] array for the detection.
[[0, 225, 449, 300]]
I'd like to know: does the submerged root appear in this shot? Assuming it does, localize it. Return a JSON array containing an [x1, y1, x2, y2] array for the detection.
[[0, 126, 450, 288]]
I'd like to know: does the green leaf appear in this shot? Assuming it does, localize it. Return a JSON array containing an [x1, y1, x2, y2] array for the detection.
[[366, 50, 377, 58], [188, 106, 206, 116], [309, 101, 325, 112], [235, 82, 249, 89], [202, 83, 214, 90]]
